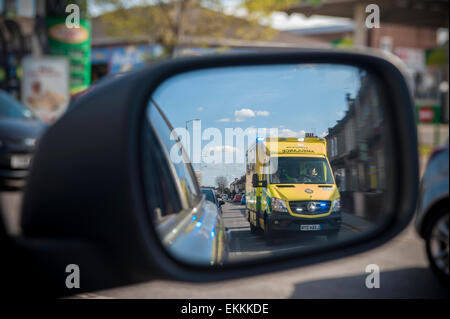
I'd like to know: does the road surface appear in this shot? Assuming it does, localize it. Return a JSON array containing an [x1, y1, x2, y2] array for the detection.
[[221, 202, 360, 262], [0, 192, 447, 298]]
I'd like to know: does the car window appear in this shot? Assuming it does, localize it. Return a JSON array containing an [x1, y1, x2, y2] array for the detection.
[[147, 101, 200, 209], [142, 116, 183, 222], [0, 90, 35, 120], [270, 157, 334, 184], [201, 189, 216, 203]]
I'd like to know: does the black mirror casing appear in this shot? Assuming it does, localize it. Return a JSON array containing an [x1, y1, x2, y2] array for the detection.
[[18, 49, 418, 296]]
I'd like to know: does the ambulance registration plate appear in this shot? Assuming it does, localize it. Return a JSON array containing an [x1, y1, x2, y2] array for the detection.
[[300, 224, 321, 231]]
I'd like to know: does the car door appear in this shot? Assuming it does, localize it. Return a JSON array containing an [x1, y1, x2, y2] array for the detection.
[[143, 100, 228, 265]]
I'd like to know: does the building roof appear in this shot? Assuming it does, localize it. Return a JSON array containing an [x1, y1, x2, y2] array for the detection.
[[285, 0, 449, 29], [287, 23, 355, 36]]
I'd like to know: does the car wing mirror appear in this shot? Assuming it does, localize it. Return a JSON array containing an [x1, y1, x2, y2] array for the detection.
[[21, 50, 418, 295]]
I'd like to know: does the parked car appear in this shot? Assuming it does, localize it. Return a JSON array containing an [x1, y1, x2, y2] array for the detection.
[[233, 193, 242, 202], [240, 194, 246, 205], [201, 188, 225, 215], [415, 141, 449, 284], [0, 90, 47, 190]]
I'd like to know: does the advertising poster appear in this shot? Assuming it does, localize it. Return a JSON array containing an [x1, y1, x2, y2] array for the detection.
[[46, 12, 91, 94], [21, 56, 70, 123]]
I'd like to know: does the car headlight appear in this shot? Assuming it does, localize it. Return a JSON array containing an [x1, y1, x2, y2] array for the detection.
[[331, 198, 341, 212], [271, 197, 288, 213]]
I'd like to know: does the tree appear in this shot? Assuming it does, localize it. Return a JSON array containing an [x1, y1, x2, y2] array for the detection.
[[91, 0, 279, 56], [215, 176, 228, 193], [242, 0, 322, 15]]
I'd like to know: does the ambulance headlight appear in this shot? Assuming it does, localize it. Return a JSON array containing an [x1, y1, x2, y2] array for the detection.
[[331, 198, 341, 212], [272, 198, 288, 213]]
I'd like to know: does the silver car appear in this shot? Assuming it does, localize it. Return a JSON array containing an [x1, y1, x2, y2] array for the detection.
[[415, 141, 449, 284]]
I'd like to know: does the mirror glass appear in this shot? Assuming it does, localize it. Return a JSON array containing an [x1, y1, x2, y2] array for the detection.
[[141, 63, 393, 266]]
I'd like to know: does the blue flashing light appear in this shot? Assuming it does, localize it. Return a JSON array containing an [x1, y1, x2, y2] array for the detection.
[[257, 137, 265, 141]]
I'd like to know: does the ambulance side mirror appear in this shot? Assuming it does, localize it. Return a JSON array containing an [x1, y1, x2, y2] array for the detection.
[[252, 173, 267, 188], [335, 175, 342, 188], [252, 173, 259, 187]]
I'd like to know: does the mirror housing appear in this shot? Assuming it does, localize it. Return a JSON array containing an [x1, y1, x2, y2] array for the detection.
[[20, 49, 418, 296]]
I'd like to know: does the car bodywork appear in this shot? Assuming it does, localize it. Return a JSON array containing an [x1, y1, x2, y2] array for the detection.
[[201, 188, 224, 215], [415, 141, 449, 237], [0, 90, 46, 190]]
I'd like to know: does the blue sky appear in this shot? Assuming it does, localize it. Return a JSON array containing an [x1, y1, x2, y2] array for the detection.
[[152, 64, 362, 186]]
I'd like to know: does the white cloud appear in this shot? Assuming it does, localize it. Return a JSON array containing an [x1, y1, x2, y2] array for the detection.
[[271, 129, 306, 138], [255, 110, 270, 117], [196, 106, 205, 112], [234, 108, 255, 122], [233, 108, 270, 122], [217, 118, 231, 122]]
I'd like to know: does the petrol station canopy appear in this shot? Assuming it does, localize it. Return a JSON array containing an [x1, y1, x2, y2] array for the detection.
[[286, 0, 449, 29]]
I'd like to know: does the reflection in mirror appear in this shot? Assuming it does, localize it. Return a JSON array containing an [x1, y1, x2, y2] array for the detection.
[[141, 64, 391, 266]]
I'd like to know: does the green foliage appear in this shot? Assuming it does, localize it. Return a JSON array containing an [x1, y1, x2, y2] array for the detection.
[[91, 0, 279, 55], [242, 0, 321, 16]]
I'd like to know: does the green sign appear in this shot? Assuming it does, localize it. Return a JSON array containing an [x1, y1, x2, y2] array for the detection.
[[46, 15, 91, 94]]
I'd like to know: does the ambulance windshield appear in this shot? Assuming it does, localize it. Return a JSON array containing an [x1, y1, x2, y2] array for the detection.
[[270, 157, 334, 184]]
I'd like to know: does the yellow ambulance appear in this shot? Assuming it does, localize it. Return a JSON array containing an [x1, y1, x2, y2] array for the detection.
[[245, 135, 342, 244]]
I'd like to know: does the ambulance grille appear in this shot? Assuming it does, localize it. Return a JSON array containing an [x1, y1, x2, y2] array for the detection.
[[289, 201, 331, 215]]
